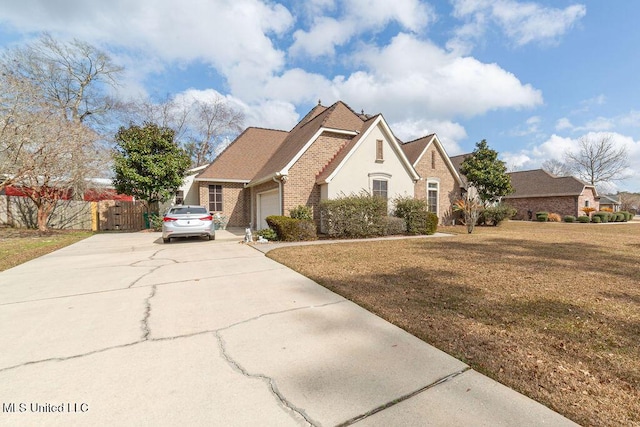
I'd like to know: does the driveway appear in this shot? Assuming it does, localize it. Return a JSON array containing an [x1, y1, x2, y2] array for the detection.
[[0, 231, 578, 426]]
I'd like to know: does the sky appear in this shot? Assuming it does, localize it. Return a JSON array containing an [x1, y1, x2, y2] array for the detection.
[[1, 0, 639, 192]]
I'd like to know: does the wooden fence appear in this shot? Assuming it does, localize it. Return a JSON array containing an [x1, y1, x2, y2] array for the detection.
[[0, 196, 148, 231]]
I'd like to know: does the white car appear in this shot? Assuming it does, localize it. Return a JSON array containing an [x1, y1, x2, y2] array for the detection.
[[162, 205, 216, 243]]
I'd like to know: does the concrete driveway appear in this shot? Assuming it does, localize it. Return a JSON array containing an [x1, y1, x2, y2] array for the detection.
[[0, 231, 578, 426]]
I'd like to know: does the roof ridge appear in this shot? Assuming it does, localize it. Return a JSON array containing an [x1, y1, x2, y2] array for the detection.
[[248, 126, 289, 133], [403, 133, 435, 145]]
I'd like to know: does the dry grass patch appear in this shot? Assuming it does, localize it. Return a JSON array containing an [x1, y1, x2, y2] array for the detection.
[[268, 221, 640, 426], [0, 228, 92, 271]]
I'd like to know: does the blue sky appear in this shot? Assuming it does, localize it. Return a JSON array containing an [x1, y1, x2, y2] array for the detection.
[[1, 0, 639, 191]]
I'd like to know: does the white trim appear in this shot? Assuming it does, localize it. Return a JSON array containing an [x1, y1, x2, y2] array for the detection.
[[323, 115, 420, 184], [426, 178, 440, 216], [195, 177, 250, 183]]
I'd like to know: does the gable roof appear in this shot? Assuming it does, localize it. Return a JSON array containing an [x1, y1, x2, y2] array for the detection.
[[505, 169, 598, 198], [316, 114, 420, 184], [247, 101, 364, 186], [401, 135, 465, 187], [196, 127, 288, 182]]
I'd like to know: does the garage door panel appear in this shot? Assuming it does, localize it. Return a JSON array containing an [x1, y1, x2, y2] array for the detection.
[[258, 190, 279, 229]]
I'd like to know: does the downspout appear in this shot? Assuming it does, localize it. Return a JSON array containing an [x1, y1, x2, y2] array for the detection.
[[273, 173, 284, 217]]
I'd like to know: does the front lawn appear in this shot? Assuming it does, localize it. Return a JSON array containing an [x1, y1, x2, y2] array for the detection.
[[0, 228, 93, 271], [267, 221, 640, 427]]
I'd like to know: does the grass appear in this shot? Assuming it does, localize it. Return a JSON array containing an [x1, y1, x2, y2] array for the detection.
[[267, 221, 640, 427], [0, 228, 93, 271]]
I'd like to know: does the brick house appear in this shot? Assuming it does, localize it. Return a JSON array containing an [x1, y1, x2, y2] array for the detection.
[[504, 169, 599, 219], [195, 101, 463, 229]]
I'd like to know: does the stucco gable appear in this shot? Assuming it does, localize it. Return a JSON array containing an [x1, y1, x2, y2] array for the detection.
[[317, 114, 419, 184]]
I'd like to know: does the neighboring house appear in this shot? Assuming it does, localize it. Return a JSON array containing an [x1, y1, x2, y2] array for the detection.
[[195, 101, 463, 229], [598, 194, 621, 212], [160, 163, 210, 213], [503, 169, 599, 219]]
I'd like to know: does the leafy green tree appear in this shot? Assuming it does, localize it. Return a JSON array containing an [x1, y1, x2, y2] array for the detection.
[[112, 123, 190, 214], [460, 140, 513, 205]]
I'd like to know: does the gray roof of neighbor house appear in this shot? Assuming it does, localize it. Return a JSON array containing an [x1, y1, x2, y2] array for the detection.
[[196, 127, 288, 181], [505, 169, 597, 198], [599, 194, 621, 205]]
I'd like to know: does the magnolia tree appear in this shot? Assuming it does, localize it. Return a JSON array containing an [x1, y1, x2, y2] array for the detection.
[[112, 123, 190, 215]]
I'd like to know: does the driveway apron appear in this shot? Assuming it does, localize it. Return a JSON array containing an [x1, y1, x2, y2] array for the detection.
[[0, 232, 578, 426]]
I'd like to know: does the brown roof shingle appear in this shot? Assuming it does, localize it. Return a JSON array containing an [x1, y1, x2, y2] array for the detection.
[[505, 169, 594, 198], [401, 134, 435, 165], [196, 127, 288, 181], [248, 101, 364, 185]]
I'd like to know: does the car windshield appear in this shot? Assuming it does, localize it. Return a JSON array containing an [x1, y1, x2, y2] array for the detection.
[[168, 207, 208, 215]]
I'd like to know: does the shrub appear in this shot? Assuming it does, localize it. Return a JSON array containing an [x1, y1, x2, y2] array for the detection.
[[592, 212, 609, 223], [536, 212, 548, 222], [256, 228, 278, 241], [425, 212, 438, 235], [577, 216, 590, 223], [547, 213, 562, 222], [592, 216, 602, 223], [615, 212, 625, 222], [621, 211, 632, 221], [563, 215, 576, 223], [320, 192, 387, 238], [393, 196, 438, 235], [289, 205, 313, 221], [385, 216, 406, 235], [266, 216, 317, 241], [482, 204, 516, 226]]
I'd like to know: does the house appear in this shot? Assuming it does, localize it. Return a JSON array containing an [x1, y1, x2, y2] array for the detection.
[[195, 101, 463, 230], [598, 194, 621, 212], [503, 169, 599, 219], [160, 163, 210, 214]]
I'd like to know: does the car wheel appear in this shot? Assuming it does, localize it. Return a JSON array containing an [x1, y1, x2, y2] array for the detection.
[[163, 237, 170, 243], [210, 234, 215, 241]]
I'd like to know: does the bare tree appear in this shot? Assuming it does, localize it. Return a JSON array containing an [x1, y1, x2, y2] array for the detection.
[[564, 134, 629, 187], [0, 34, 118, 229], [117, 94, 244, 167], [185, 97, 244, 167], [1, 33, 123, 124], [541, 159, 572, 177]]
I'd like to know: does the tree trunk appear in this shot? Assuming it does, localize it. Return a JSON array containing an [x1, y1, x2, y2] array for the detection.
[[37, 201, 54, 232]]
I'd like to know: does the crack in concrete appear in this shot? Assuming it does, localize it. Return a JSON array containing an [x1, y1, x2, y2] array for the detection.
[[140, 285, 157, 340], [215, 330, 316, 427], [336, 367, 472, 426], [0, 340, 143, 374]]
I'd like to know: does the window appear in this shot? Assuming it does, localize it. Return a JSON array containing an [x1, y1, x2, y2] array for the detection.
[[175, 190, 184, 205], [431, 151, 436, 169], [584, 200, 590, 208], [427, 181, 438, 213], [376, 139, 384, 162], [208, 185, 222, 212], [372, 179, 388, 200]]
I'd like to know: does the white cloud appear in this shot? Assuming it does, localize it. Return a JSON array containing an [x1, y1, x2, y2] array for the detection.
[[336, 33, 542, 120], [450, 0, 586, 50], [290, 0, 435, 58], [391, 118, 467, 155], [555, 117, 573, 131]]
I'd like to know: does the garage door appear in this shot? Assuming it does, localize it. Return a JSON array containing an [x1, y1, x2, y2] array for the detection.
[[258, 190, 280, 229]]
